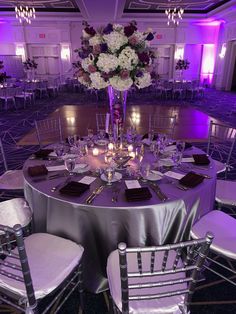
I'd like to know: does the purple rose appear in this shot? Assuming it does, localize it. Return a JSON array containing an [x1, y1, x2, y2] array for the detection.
[[84, 26, 96, 37], [138, 52, 150, 64], [145, 33, 154, 41], [103, 23, 113, 34], [79, 50, 90, 59], [124, 24, 137, 37], [100, 43, 108, 53], [120, 70, 130, 80]]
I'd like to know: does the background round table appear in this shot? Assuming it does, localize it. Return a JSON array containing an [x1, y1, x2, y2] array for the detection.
[[24, 146, 217, 293]]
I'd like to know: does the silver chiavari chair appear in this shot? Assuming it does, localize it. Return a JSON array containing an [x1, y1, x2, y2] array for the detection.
[[107, 233, 213, 314], [149, 114, 177, 138], [36, 80, 48, 98], [0, 224, 84, 314], [207, 120, 236, 175], [15, 87, 32, 109], [0, 87, 17, 110], [34, 117, 63, 148]]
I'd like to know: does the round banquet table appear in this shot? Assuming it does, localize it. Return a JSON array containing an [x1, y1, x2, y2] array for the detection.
[[23, 146, 217, 293]]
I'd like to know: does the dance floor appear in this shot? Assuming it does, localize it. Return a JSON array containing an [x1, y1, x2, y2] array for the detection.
[[18, 103, 219, 145]]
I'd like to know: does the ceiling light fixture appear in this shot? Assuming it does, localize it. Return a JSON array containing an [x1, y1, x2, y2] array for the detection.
[[15, 2, 36, 24], [165, 1, 184, 26]]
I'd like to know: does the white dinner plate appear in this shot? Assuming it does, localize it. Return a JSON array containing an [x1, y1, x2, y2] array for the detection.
[[145, 171, 163, 181], [101, 172, 122, 183], [159, 158, 174, 167]]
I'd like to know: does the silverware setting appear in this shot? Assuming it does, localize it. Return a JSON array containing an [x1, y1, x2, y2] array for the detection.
[[150, 183, 168, 202], [32, 172, 67, 183], [112, 187, 121, 202], [85, 185, 105, 204], [51, 177, 71, 192], [178, 166, 211, 179]]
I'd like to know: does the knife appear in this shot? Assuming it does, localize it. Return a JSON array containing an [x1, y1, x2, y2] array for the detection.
[[86, 185, 105, 204], [150, 184, 168, 202], [51, 177, 71, 192]]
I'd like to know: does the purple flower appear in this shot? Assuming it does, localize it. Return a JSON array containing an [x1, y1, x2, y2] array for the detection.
[[79, 50, 90, 59], [84, 26, 96, 37], [100, 43, 108, 53], [124, 24, 137, 37], [136, 71, 144, 78], [103, 23, 113, 34], [145, 33, 154, 41], [138, 52, 150, 65]]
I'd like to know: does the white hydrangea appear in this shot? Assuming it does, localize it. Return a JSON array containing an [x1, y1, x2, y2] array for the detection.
[[104, 31, 128, 53], [89, 35, 102, 47], [90, 72, 109, 89], [135, 72, 151, 89], [81, 55, 94, 71], [96, 53, 119, 73], [132, 31, 145, 42], [109, 76, 133, 91], [78, 76, 91, 88], [118, 46, 138, 70]]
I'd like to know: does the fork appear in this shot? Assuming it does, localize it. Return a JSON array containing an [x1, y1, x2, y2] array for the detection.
[[112, 187, 120, 202]]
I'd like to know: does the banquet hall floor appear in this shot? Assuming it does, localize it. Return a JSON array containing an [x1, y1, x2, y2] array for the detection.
[[1, 88, 236, 313]]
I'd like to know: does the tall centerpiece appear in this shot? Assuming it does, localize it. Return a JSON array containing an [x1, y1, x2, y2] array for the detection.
[[74, 21, 155, 140], [23, 58, 38, 81], [175, 59, 190, 80]]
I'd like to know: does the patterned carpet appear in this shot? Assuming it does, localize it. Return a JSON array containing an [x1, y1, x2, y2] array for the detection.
[[0, 87, 236, 313]]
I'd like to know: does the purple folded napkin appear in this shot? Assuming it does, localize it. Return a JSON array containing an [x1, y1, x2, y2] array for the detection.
[[179, 172, 204, 188], [34, 149, 53, 158], [59, 181, 89, 196], [192, 154, 210, 165], [125, 187, 152, 202], [28, 165, 48, 177]]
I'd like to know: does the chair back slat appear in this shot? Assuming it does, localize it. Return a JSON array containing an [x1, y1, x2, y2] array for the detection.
[[118, 233, 213, 312], [173, 247, 182, 270], [150, 251, 155, 273], [149, 114, 176, 138], [0, 137, 8, 171], [161, 249, 169, 271], [137, 251, 142, 274], [35, 117, 63, 147]]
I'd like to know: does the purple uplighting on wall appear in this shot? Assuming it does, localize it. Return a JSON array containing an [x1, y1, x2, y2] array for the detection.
[[201, 44, 216, 84]]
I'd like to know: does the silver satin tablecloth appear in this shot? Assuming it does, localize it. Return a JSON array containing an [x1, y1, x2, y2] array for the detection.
[[24, 147, 216, 292]]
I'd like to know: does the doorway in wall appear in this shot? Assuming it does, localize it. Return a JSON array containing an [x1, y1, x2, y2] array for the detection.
[[231, 58, 236, 91], [152, 45, 174, 80], [28, 45, 60, 79]]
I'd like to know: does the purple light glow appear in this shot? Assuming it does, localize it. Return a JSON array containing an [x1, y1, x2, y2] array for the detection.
[[193, 19, 225, 26], [201, 44, 216, 84]]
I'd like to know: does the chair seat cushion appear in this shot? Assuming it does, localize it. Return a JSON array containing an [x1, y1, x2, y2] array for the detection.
[[191, 210, 236, 259], [0, 233, 84, 299], [0, 170, 24, 190], [213, 159, 226, 174], [215, 180, 236, 206], [0, 198, 32, 230], [107, 249, 187, 314]]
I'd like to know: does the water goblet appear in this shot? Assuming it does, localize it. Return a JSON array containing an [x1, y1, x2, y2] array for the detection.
[[68, 135, 77, 147], [64, 157, 76, 176], [54, 144, 65, 161], [171, 151, 182, 168], [176, 140, 186, 154], [105, 167, 115, 185], [98, 129, 106, 140], [140, 163, 151, 182]]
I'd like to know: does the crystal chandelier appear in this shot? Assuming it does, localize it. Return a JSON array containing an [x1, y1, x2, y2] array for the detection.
[[165, 7, 184, 26], [15, 3, 36, 24]]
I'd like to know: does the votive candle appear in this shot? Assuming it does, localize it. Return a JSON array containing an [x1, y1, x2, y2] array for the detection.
[[92, 148, 99, 156], [128, 144, 133, 152], [129, 152, 136, 159], [108, 142, 114, 151]]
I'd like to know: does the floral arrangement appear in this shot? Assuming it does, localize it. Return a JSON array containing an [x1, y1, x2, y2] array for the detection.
[[23, 58, 38, 70], [74, 20, 155, 91], [175, 59, 190, 71]]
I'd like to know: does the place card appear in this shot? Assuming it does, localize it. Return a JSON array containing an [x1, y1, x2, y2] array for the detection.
[[125, 180, 141, 189], [46, 165, 66, 172], [182, 157, 195, 163], [164, 171, 185, 180], [79, 176, 96, 185]]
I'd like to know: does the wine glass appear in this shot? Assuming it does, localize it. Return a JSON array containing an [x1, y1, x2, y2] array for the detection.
[[68, 135, 77, 147], [54, 144, 65, 161], [140, 163, 151, 182], [87, 128, 94, 140], [176, 140, 185, 154], [171, 151, 182, 168], [104, 167, 115, 185], [64, 157, 76, 176], [98, 129, 106, 140]]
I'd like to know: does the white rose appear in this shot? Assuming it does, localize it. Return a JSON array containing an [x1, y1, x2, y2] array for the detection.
[[81, 55, 94, 71]]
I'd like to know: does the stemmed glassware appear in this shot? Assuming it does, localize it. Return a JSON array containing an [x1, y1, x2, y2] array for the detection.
[[104, 167, 115, 185], [140, 163, 151, 182], [54, 144, 65, 161], [64, 157, 76, 176]]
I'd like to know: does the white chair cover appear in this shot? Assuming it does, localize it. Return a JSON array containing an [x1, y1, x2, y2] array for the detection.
[[0, 198, 32, 229], [0, 170, 24, 190], [191, 210, 236, 259], [107, 249, 187, 314], [0, 233, 84, 299], [215, 180, 236, 206]]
